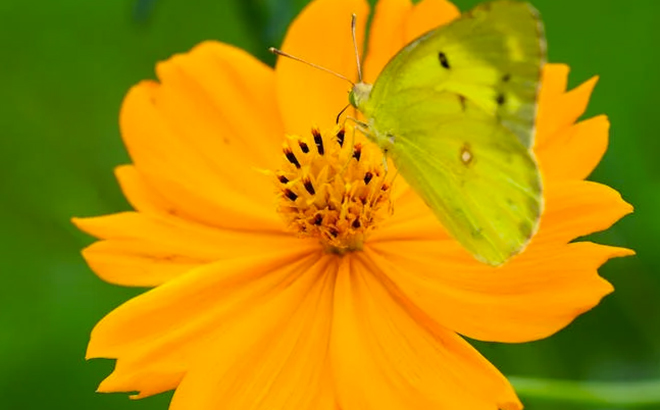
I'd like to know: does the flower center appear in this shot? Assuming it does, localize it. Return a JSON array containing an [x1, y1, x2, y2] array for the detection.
[[274, 126, 393, 254]]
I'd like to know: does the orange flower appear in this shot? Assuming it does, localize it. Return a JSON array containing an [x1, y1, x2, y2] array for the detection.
[[73, 0, 633, 408]]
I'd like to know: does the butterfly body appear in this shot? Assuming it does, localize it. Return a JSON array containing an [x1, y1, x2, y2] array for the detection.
[[349, 0, 546, 266]]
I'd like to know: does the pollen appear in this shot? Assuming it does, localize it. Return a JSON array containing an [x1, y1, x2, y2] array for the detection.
[[273, 126, 393, 254]]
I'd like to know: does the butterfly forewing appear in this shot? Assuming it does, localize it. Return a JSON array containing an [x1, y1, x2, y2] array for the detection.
[[367, 0, 545, 148]]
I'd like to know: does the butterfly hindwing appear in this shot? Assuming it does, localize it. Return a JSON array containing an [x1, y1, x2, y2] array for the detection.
[[385, 93, 542, 265]]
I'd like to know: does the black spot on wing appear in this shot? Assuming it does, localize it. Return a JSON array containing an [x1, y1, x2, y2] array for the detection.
[[438, 52, 450, 69], [496, 93, 506, 106]]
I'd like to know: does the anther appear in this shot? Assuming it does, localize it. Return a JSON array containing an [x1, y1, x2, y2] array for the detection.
[[278, 175, 289, 184], [283, 189, 298, 201], [303, 178, 316, 195], [284, 148, 301, 169], [336, 128, 345, 147], [381, 183, 389, 191], [312, 128, 324, 155], [312, 214, 323, 225], [352, 219, 361, 229], [364, 171, 373, 185], [299, 141, 310, 153], [353, 143, 362, 161]]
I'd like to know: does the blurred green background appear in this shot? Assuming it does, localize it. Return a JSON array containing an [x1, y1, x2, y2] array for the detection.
[[0, 0, 657, 409]]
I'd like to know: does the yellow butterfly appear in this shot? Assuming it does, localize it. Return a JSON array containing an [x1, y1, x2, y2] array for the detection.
[[273, 0, 545, 266], [349, 0, 546, 266]]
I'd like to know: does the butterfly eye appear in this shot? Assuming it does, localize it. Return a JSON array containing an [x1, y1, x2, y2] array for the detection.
[[438, 52, 450, 69]]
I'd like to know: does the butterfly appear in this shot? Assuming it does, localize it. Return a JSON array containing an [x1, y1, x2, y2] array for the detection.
[[349, 0, 546, 266]]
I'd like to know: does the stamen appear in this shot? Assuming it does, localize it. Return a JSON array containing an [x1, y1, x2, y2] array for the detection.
[[353, 143, 362, 161], [284, 147, 301, 169], [312, 128, 324, 155], [336, 128, 345, 147], [283, 189, 298, 201], [273, 126, 394, 254], [303, 178, 316, 195]]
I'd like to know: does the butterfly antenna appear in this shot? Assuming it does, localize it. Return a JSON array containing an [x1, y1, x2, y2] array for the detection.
[[336, 104, 350, 124], [351, 14, 363, 83], [269, 48, 354, 86]]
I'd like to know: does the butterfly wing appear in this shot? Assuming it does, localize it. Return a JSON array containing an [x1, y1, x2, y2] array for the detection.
[[358, 1, 545, 265], [386, 93, 542, 265], [365, 0, 545, 148]]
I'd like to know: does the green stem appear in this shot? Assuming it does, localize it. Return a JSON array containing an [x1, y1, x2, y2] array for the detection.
[[510, 376, 660, 406]]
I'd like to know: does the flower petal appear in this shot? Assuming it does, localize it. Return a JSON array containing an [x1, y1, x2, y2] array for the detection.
[[402, 0, 460, 43], [536, 65, 599, 148], [87, 248, 322, 399], [362, 0, 410, 83], [367, 241, 632, 343], [169, 256, 337, 410], [113, 165, 170, 215], [120, 42, 284, 230], [363, 0, 459, 82], [533, 180, 633, 246], [73, 212, 305, 286], [276, 0, 369, 135], [536, 115, 609, 181], [330, 255, 521, 410]]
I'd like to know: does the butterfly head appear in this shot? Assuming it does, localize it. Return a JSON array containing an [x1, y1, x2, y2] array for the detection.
[[349, 82, 373, 111]]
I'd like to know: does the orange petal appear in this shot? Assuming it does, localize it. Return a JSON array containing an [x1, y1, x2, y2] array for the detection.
[[120, 80, 281, 230], [154, 41, 283, 170], [402, 0, 460, 43], [73, 212, 307, 286], [533, 180, 633, 246], [79, 240, 201, 287], [537, 115, 609, 181], [331, 255, 521, 410], [169, 256, 338, 410], [362, 0, 410, 83], [114, 165, 170, 216], [537, 63, 570, 107], [88, 248, 322, 399], [367, 241, 632, 343], [276, 0, 369, 136], [536, 69, 599, 148], [363, 0, 459, 82]]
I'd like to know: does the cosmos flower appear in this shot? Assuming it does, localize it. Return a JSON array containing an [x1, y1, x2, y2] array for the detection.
[[73, 0, 633, 408]]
